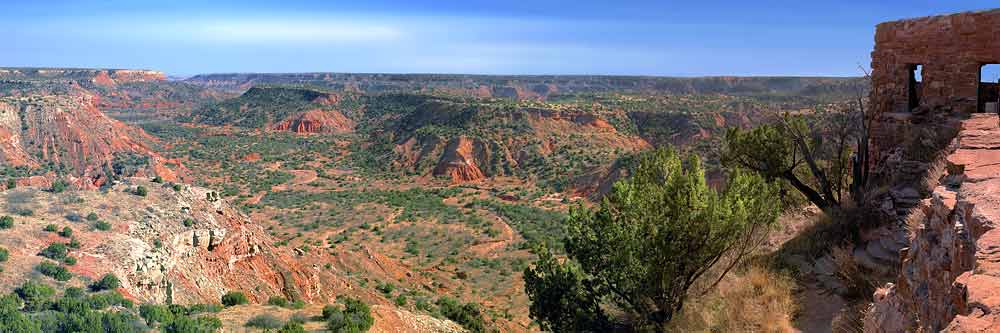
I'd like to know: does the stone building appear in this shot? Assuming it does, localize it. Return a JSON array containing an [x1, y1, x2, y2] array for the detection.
[[871, 9, 1000, 114], [864, 8, 1000, 332]]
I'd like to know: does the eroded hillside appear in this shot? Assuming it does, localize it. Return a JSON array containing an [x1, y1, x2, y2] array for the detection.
[[0, 92, 182, 188]]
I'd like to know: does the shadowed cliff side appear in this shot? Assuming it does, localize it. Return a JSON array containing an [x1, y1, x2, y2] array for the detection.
[[865, 114, 1000, 332]]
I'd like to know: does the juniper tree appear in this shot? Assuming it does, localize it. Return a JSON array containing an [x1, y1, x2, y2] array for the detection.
[[524, 148, 780, 331]]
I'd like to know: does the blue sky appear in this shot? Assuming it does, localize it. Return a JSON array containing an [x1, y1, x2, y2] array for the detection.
[[2, 1, 998, 76]]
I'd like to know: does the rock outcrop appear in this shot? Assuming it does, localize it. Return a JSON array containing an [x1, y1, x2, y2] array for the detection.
[[108, 69, 168, 83], [0, 92, 180, 186], [433, 136, 489, 183], [865, 114, 1000, 332], [0, 179, 319, 305], [271, 109, 354, 134], [114, 183, 318, 304]]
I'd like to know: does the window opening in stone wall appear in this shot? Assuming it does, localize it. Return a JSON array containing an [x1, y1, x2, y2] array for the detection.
[[979, 64, 1000, 113], [908, 64, 922, 111]]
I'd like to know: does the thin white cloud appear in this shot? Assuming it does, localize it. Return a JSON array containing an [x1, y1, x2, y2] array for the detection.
[[55, 15, 405, 45], [193, 19, 402, 43]]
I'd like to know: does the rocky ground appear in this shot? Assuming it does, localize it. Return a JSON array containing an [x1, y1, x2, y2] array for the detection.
[[866, 113, 1000, 332], [0, 179, 317, 304], [0, 178, 465, 332]]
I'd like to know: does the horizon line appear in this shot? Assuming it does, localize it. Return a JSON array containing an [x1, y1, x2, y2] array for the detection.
[[0, 66, 867, 80]]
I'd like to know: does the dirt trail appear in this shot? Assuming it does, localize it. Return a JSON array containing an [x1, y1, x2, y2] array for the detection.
[[289, 169, 318, 185], [793, 286, 847, 333], [468, 216, 515, 257], [765, 207, 849, 333], [244, 191, 266, 205]]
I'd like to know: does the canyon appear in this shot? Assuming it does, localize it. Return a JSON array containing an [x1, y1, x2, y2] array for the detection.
[[0, 67, 867, 332], [4, 3, 1000, 332]]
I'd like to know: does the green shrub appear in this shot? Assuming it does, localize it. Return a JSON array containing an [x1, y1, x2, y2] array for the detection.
[[140, 303, 224, 332], [134, 186, 148, 197], [153, 176, 163, 183], [86, 212, 99, 221], [288, 312, 309, 324], [436, 297, 485, 333], [524, 148, 781, 332], [279, 322, 307, 333], [39, 243, 68, 260], [15, 280, 55, 311], [267, 296, 288, 307], [376, 282, 395, 295], [246, 314, 283, 330], [183, 218, 194, 227], [0, 215, 13, 229], [64, 287, 85, 298], [0, 294, 36, 330], [84, 290, 131, 309], [0, 246, 7, 262], [186, 303, 224, 314], [58, 226, 73, 238], [0, 287, 153, 333], [36, 261, 72, 281], [326, 297, 373, 333], [50, 180, 67, 193], [221, 291, 248, 307], [94, 220, 112, 231], [91, 273, 120, 291], [139, 304, 175, 324], [322, 304, 338, 320], [63, 257, 77, 266], [44, 224, 58, 232], [162, 315, 222, 333]]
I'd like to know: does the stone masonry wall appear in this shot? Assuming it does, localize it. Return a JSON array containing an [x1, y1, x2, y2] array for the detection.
[[872, 9, 1000, 115]]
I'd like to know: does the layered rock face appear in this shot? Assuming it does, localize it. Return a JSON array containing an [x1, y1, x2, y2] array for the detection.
[[865, 114, 1000, 332], [432, 136, 489, 183], [0, 93, 179, 185], [271, 109, 354, 134]]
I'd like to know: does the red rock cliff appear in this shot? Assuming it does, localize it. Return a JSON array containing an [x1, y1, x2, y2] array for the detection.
[[0, 93, 181, 186], [271, 109, 354, 134], [433, 136, 489, 183]]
